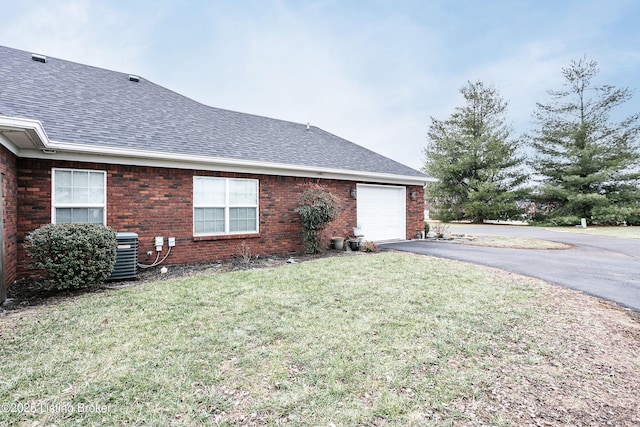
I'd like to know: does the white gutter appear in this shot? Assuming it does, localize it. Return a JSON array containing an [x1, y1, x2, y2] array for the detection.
[[0, 115, 433, 186], [0, 116, 49, 153]]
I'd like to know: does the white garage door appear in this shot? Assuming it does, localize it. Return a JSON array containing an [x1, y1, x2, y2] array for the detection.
[[356, 184, 406, 241]]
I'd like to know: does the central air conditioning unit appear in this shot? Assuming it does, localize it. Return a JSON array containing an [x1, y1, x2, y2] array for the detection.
[[107, 232, 138, 281]]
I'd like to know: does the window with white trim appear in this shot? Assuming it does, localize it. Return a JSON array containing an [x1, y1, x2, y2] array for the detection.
[[193, 177, 258, 235], [52, 169, 106, 225]]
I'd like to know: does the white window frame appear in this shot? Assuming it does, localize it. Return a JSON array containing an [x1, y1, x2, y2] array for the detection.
[[193, 176, 259, 236], [51, 168, 107, 225]]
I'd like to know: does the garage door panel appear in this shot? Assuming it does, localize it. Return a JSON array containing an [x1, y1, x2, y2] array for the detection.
[[357, 184, 405, 241]]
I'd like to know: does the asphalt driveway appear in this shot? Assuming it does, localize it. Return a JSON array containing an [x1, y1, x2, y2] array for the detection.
[[381, 224, 640, 311]]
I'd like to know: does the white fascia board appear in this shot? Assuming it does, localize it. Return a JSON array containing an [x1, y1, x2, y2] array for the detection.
[[0, 115, 434, 185], [0, 133, 19, 155], [25, 141, 431, 186], [0, 116, 50, 151]]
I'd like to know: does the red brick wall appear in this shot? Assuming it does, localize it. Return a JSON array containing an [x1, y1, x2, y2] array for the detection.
[[16, 159, 51, 278], [0, 145, 18, 290], [16, 159, 361, 276], [15, 159, 423, 279], [106, 166, 358, 265], [406, 185, 425, 239]]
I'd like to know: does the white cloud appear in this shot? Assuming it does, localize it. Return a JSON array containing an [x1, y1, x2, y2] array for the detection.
[[0, 0, 155, 72], [155, 3, 440, 169], [1, 0, 637, 172]]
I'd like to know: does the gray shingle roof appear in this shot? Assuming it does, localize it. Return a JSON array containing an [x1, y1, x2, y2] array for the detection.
[[0, 45, 426, 179]]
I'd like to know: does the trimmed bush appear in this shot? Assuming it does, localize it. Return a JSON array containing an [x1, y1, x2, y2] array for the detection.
[[25, 223, 117, 289], [295, 185, 338, 254]]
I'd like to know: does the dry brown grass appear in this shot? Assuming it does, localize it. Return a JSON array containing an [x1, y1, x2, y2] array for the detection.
[[2, 252, 638, 426], [462, 235, 572, 249], [452, 272, 640, 426]]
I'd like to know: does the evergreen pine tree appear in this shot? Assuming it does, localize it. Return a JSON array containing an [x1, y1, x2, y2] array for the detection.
[[529, 57, 640, 225], [423, 81, 526, 222]]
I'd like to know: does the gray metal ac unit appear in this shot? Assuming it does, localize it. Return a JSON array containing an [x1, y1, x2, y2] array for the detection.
[[107, 232, 138, 281]]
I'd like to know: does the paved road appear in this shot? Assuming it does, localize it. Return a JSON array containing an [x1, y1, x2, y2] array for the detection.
[[381, 225, 640, 311]]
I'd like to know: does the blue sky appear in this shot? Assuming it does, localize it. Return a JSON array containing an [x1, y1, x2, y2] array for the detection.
[[1, 0, 639, 170]]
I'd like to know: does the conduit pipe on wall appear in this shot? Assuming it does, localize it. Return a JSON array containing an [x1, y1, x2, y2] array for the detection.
[[137, 247, 172, 269]]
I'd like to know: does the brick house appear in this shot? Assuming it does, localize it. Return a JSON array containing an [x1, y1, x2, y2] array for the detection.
[[0, 45, 429, 300]]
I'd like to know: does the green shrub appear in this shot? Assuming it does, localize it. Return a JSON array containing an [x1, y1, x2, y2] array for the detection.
[[295, 185, 338, 254], [547, 215, 583, 226], [592, 205, 640, 226], [424, 222, 430, 237], [25, 223, 117, 289]]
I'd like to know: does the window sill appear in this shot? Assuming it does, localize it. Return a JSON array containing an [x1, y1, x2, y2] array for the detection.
[[193, 233, 261, 242]]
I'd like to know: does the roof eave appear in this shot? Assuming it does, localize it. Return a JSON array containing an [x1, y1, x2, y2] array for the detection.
[[30, 141, 433, 185], [0, 115, 432, 185], [0, 116, 50, 154]]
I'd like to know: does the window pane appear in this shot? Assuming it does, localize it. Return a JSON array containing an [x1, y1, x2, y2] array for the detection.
[[72, 208, 89, 223], [71, 171, 89, 203], [88, 208, 104, 224], [53, 170, 106, 225], [194, 177, 225, 205], [88, 189, 104, 204], [229, 179, 257, 205], [56, 170, 72, 186], [54, 171, 73, 203], [73, 171, 89, 187], [193, 177, 205, 201], [89, 172, 105, 203], [89, 171, 104, 188], [194, 207, 225, 234], [55, 187, 73, 204], [56, 208, 71, 224], [74, 187, 89, 204], [204, 208, 216, 220], [230, 207, 257, 232], [55, 170, 105, 204], [56, 208, 103, 224], [193, 178, 259, 235], [210, 208, 225, 232]]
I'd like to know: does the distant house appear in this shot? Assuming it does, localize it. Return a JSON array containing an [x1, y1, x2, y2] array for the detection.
[[0, 45, 429, 299]]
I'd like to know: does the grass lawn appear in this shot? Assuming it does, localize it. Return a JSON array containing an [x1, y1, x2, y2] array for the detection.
[[548, 226, 640, 239], [2, 252, 639, 426], [459, 235, 571, 249]]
